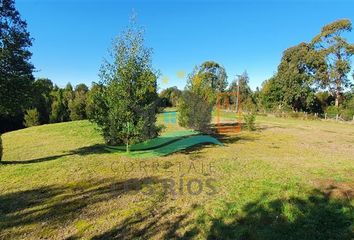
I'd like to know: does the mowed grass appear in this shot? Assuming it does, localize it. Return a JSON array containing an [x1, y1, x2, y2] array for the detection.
[[0, 114, 353, 239]]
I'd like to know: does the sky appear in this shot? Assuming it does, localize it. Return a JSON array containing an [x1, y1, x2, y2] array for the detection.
[[16, 0, 354, 91]]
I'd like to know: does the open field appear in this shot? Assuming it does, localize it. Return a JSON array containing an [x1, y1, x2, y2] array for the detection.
[[1, 115, 353, 239]]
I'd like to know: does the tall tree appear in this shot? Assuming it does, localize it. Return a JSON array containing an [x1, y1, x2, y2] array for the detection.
[[90, 17, 159, 146], [276, 43, 322, 111], [33, 78, 54, 124], [159, 86, 182, 107], [0, 0, 34, 118], [259, 76, 283, 111], [178, 63, 219, 131], [187, 61, 228, 97], [69, 83, 88, 121], [50, 87, 70, 123], [228, 71, 254, 109], [262, 42, 327, 112], [311, 19, 354, 107]]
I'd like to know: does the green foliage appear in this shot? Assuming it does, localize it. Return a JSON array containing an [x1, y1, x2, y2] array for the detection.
[[69, 84, 88, 121], [159, 86, 182, 107], [311, 19, 354, 107], [343, 94, 354, 115], [186, 61, 228, 103], [85, 83, 106, 120], [243, 113, 256, 131], [178, 90, 212, 132], [89, 18, 159, 145], [198, 61, 228, 92], [50, 88, 69, 123], [0, 0, 35, 132], [24, 108, 40, 127], [265, 43, 324, 112], [259, 76, 284, 111], [32, 78, 54, 124], [0, 0, 35, 119], [260, 20, 354, 113], [179, 61, 224, 131], [325, 105, 340, 116], [315, 91, 335, 112], [325, 97, 354, 120], [228, 71, 256, 112]]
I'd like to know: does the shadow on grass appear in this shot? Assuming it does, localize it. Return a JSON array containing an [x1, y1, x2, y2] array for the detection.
[[1, 144, 108, 165], [1, 178, 352, 239], [0, 177, 161, 238], [181, 189, 353, 240], [91, 204, 198, 240]]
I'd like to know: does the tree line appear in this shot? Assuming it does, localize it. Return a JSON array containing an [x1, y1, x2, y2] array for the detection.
[[1, 0, 354, 155]]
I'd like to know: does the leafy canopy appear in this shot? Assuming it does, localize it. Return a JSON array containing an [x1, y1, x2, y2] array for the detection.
[[90, 17, 159, 145], [0, 0, 34, 117]]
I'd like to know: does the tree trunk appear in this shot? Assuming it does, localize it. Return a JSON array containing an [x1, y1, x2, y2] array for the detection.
[[126, 139, 129, 153], [335, 79, 341, 108]]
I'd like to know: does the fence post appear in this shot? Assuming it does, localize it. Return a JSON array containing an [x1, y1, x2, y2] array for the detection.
[[325, 113, 327, 120], [336, 114, 339, 121], [352, 115, 354, 122]]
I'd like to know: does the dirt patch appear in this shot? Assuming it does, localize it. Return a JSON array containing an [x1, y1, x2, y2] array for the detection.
[[313, 179, 353, 201]]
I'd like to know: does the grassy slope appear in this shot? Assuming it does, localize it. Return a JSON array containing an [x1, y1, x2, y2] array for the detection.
[[0, 115, 353, 239]]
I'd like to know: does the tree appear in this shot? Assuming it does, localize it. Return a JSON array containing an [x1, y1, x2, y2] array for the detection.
[[311, 19, 354, 107], [24, 108, 40, 127], [69, 83, 88, 120], [178, 62, 220, 131], [0, 0, 34, 131], [86, 83, 106, 120], [276, 43, 321, 112], [159, 86, 182, 107], [259, 76, 283, 111], [50, 88, 68, 123], [228, 71, 256, 112], [262, 42, 327, 112], [187, 61, 228, 101], [90, 17, 159, 147], [178, 90, 212, 131], [33, 78, 54, 124]]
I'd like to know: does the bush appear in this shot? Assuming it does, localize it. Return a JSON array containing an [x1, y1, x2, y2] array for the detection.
[[24, 109, 40, 127], [0, 135, 2, 162], [178, 91, 212, 132], [243, 113, 256, 131], [341, 109, 354, 121], [325, 106, 340, 117]]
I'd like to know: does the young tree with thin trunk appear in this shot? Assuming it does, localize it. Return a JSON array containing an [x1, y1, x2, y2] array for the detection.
[[90, 16, 159, 148]]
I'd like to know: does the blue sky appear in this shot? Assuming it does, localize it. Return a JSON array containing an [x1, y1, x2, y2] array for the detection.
[[17, 0, 354, 91]]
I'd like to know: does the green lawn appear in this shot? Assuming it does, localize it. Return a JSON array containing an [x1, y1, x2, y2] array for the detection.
[[0, 115, 353, 239]]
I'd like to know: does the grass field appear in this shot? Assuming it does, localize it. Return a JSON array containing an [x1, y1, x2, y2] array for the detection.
[[1, 114, 353, 239]]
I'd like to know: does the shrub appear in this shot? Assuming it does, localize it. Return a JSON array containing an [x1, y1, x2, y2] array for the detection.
[[341, 109, 354, 121], [325, 106, 340, 117], [24, 109, 40, 127], [243, 113, 256, 131], [0, 135, 2, 162], [178, 90, 212, 132]]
